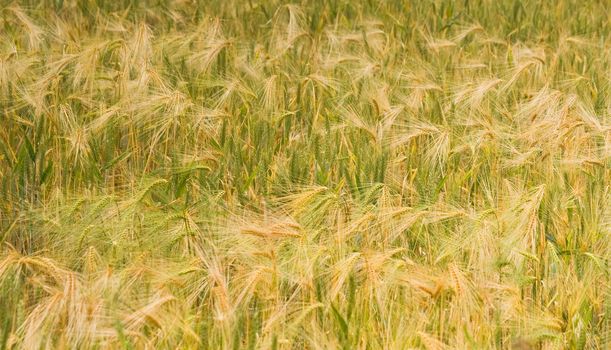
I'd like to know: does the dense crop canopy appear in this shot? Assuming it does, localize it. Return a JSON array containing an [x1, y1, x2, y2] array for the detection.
[[0, 1, 609, 349]]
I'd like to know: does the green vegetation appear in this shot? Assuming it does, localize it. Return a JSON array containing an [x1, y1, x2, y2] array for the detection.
[[0, 0, 609, 348]]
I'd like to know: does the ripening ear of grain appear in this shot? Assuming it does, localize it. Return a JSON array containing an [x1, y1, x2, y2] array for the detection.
[[0, 1, 609, 349]]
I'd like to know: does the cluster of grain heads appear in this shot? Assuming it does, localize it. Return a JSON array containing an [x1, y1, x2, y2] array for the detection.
[[0, 0, 609, 349]]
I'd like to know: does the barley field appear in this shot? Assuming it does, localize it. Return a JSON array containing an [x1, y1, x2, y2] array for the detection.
[[0, 1, 609, 349]]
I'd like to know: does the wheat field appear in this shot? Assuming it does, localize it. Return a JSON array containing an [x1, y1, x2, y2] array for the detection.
[[0, 0, 609, 349]]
